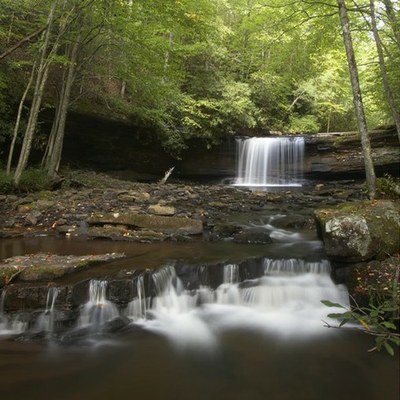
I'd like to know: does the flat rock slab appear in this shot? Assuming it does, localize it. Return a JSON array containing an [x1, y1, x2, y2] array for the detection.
[[87, 212, 203, 236], [0, 252, 125, 284]]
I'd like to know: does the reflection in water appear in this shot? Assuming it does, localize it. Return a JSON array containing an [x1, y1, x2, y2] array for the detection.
[[0, 328, 398, 400]]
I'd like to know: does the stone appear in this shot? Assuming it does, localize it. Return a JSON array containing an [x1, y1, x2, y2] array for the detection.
[[148, 204, 176, 216], [118, 191, 150, 203], [87, 212, 203, 235], [0, 253, 126, 284], [233, 229, 273, 244], [314, 200, 400, 262], [26, 210, 42, 226]]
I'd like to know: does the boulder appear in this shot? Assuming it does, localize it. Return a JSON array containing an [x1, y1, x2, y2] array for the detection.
[[314, 200, 400, 262]]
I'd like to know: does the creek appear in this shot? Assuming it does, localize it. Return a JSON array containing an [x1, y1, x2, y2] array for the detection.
[[0, 214, 399, 400], [0, 137, 398, 399]]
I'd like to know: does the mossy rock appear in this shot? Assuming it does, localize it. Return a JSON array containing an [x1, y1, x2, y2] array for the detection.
[[87, 212, 203, 235], [0, 253, 125, 283], [314, 200, 400, 262]]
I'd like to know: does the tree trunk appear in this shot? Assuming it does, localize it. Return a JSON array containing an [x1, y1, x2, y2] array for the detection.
[[337, 0, 376, 198], [370, 0, 400, 142], [13, 0, 59, 185], [6, 62, 36, 175], [382, 0, 400, 49], [44, 37, 79, 178]]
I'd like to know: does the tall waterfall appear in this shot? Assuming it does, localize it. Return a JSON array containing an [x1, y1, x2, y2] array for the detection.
[[235, 137, 305, 187]]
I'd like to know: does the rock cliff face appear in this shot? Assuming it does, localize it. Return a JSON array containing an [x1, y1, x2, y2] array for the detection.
[[303, 129, 399, 179], [60, 112, 398, 180]]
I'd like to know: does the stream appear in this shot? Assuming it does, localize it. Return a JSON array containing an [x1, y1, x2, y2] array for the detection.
[[0, 211, 398, 400]]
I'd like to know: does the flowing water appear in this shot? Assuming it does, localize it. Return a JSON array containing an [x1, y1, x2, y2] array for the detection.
[[0, 213, 398, 400], [234, 137, 305, 187]]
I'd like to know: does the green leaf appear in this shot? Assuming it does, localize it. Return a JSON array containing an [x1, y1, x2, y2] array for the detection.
[[339, 318, 350, 327], [384, 342, 395, 356], [381, 321, 397, 330], [327, 313, 345, 319], [321, 300, 346, 308]]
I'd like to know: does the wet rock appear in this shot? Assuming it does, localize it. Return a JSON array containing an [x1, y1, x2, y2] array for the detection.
[[233, 228, 273, 244], [0, 253, 126, 284], [87, 225, 166, 242], [108, 279, 134, 304], [87, 212, 203, 235], [314, 200, 400, 262], [212, 223, 242, 238], [102, 316, 131, 333]]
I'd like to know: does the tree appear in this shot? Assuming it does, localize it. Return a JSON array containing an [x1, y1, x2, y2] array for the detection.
[[369, 0, 400, 141], [13, 0, 60, 185], [337, 0, 376, 198]]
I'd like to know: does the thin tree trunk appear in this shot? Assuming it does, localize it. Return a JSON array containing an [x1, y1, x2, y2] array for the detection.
[[13, 0, 59, 185], [6, 62, 36, 175], [382, 0, 400, 49], [337, 0, 376, 198], [370, 0, 400, 141], [45, 37, 80, 178]]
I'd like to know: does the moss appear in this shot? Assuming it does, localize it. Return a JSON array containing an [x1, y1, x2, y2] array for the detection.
[[315, 200, 400, 261]]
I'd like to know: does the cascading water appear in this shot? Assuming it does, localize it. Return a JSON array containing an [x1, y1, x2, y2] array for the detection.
[[121, 256, 348, 344], [126, 274, 147, 320], [0, 289, 27, 336], [78, 280, 119, 329], [35, 287, 60, 336], [234, 137, 305, 187]]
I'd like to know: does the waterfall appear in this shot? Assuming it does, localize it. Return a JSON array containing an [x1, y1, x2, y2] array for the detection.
[[126, 274, 148, 320], [78, 280, 119, 329], [234, 137, 305, 187], [0, 289, 28, 336], [36, 287, 60, 335]]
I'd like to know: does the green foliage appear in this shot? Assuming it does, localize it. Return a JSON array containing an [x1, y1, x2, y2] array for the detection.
[[322, 256, 400, 356], [0, 170, 14, 194], [0, 168, 51, 194], [0, 0, 399, 158], [376, 174, 400, 200], [287, 114, 319, 134], [322, 297, 400, 356]]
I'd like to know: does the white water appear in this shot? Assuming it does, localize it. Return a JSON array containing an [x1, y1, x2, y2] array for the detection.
[[234, 137, 304, 187], [123, 258, 349, 348], [35, 287, 60, 336], [0, 289, 28, 337], [78, 280, 119, 329]]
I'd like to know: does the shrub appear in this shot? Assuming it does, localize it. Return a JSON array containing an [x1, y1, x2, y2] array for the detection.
[[0, 168, 52, 194], [376, 174, 400, 200]]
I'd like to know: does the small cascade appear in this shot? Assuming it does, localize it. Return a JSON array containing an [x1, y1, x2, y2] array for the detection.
[[223, 263, 239, 284], [126, 274, 147, 320], [263, 258, 330, 275], [217, 264, 241, 305], [0, 290, 6, 329], [0, 289, 27, 336], [150, 265, 195, 315], [234, 137, 304, 187], [78, 280, 119, 329], [36, 287, 60, 335]]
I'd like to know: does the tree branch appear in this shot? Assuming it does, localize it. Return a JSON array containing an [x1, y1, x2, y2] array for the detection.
[[0, 25, 47, 61]]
